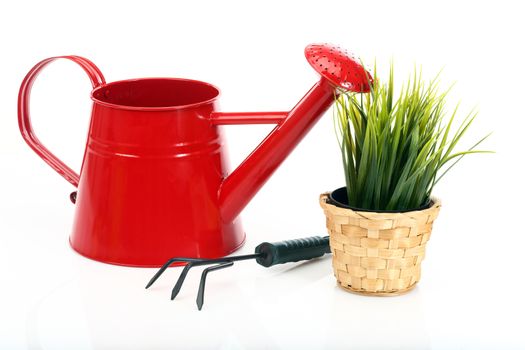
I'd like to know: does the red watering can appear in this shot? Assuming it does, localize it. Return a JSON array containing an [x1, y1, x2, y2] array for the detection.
[[18, 44, 371, 267]]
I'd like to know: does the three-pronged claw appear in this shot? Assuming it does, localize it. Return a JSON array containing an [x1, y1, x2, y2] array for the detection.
[[146, 253, 261, 310]]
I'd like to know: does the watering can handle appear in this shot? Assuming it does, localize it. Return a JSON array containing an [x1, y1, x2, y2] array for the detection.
[[18, 56, 106, 187]]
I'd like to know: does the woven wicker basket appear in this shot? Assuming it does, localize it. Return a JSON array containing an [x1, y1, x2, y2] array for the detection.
[[320, 192, 441, 296]]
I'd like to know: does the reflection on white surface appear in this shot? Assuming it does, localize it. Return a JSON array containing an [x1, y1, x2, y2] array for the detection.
[[28, 250, 285, 350], [325, 286, 430, 349], [27, 249, 432, 350], [26, 281, 92, 350]]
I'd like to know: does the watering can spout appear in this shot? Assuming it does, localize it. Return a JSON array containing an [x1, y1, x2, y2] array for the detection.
[[218, 43, 372, 223], [216, 79, 335, 222]]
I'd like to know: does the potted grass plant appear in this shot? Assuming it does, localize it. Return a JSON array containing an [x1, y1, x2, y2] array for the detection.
[[320, 65, 491, 295]]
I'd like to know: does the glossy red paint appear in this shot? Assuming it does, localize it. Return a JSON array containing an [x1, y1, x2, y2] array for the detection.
[[18, 45, 370, 267], [305, 43, 373, 92], [219, 78, 336, 223], [18, 56, 105, 187], [210, 111, 287, 125]]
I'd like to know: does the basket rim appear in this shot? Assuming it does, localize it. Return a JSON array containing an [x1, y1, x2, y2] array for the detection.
[[320, 189, 441, 215]]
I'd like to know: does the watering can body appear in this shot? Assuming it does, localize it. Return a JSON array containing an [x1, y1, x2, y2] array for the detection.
[[18, 47, 369, 266], [72, 78, 245, 266]]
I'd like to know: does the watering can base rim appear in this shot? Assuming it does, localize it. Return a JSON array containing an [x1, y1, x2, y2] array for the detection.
[[68, 234, 247, 268]]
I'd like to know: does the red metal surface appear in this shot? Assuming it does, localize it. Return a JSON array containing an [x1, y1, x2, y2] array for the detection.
[[211, 111, 287, 125], [305, 43, 372, 92], [219, 78, 335, 223], [18, 45, 370, 267], [73, 77, 247, 266], [18, 56, 105, 187]]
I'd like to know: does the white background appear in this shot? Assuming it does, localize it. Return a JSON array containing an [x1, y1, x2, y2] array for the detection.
[[1, 0, 523, 349]]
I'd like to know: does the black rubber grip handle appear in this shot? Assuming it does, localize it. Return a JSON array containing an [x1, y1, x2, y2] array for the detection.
[[254, 236, 330, 267]]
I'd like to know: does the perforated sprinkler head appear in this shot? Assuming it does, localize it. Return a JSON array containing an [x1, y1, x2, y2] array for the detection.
[[305, 43, 372, 92]]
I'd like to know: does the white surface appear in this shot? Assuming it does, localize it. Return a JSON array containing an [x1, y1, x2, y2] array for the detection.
[[1, 0, 524, 349]]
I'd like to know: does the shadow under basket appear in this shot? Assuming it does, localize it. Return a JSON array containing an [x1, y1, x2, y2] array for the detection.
[[319, 190, 441, 296]]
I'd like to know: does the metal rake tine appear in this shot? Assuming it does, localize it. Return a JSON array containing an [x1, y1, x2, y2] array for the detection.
[[196, 261, 234, 311], [171, 261, 199, 300], [145, 257, 204, 289], [168, 256, 255, 299]]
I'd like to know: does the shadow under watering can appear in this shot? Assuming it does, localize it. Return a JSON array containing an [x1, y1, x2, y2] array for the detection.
[[18, 44, 372, 267]]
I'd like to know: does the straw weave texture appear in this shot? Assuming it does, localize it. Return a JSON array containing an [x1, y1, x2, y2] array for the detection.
[[320, 193, 441, 295]]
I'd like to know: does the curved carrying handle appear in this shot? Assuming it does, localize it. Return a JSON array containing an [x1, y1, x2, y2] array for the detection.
[[18, 56, 106, 187]]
